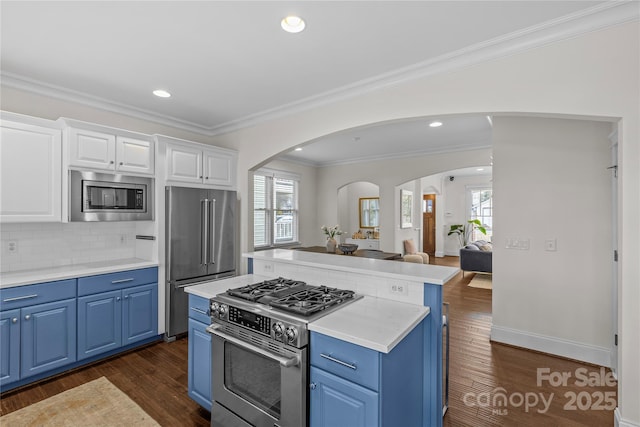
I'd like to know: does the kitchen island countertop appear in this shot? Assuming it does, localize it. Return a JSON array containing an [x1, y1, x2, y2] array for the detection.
[[245, 249, 458, 285], [184, 273, 429, 353], [0, 258, 158, 288]]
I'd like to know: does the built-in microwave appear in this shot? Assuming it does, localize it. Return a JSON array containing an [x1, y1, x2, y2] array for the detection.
[[69, 170, 154, 221]]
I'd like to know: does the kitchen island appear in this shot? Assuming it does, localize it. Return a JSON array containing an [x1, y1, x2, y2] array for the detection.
[[186, 249, 457, 426], [244, 249, 457, 427]]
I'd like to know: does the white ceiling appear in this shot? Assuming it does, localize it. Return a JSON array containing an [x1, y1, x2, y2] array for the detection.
[[1, 1, 628, 166]]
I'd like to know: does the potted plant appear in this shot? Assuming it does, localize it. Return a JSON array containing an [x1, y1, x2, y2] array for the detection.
[[447, 219, 487, 247]]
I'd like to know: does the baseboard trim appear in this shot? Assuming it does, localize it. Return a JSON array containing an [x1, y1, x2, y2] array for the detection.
[[435, 251, 445, 258], [615, 407, 640, 427], [491, 325, 611, 367]]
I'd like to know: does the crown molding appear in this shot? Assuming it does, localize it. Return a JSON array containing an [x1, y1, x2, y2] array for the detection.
[[2, 2, 637, 137]]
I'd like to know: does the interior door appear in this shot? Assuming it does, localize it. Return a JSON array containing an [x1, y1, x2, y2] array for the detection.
[[423, 194, 436, 254]]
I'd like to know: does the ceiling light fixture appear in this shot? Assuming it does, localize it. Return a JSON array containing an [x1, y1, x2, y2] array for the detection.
[[153, 89, 171, 98], [429, 121, 443, 128], [477, 168, 485, 172], [281, 15, 305, 33], [294, 147, 303, 151]]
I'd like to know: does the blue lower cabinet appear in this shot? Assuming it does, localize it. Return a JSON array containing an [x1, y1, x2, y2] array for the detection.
[[78, 290, 122, 360], [310, 323, 424, 427], [21, 299, 76, 379], [310, 366, 378, 427], [188, 317, 212, 409], [78, 284, 158, 360], [123, 284, 158, 345], [187, 294, 212, 410], [0, 309, 20, 386]]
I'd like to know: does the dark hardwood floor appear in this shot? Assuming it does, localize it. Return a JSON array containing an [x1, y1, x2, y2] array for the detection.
[[1, 257, 616, 426]]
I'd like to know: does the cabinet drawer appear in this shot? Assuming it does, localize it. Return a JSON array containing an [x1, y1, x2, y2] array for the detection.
[[188, 294, 210, 324], [0, 279, 76, 311], [78, 268, 158, 296], [311, 332, 379, 391]]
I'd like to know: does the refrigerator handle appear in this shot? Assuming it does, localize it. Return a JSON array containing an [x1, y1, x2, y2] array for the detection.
[[209, 199, 216, 264], [201, 199, 208, 265]]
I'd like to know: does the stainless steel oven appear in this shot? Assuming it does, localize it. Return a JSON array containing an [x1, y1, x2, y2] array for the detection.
[[207, 322, 307, 427], [69, 170, 153, 221], [206, 277, 362, 427]]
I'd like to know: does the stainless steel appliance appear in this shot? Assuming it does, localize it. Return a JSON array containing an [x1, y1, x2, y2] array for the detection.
[[207, 277, 361, 427], [166, 186, 237, 339], [69, 170, 153, 221]]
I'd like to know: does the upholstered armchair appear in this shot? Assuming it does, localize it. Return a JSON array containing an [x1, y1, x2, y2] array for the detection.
[[402, 239, 429, 264]]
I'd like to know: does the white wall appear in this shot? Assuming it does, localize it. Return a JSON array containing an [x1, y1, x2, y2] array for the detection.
[[1, 19, 638, 425], [491, 116, 613, 365]]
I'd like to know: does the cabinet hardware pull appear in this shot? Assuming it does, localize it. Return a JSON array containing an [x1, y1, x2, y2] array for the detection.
[[11, 318, 18, 324], [111, 278, 134, 284], [319, 353, 357, 370], [309, 383, 316, 390], [191, 307, 208, 315], [3, 294, 38, 302], [116, 297, 121, 302], [24, 314, 31, 321], [110, 160, 114, 164]]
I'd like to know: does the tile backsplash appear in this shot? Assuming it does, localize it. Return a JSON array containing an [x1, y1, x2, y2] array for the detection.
[[1, 222, 136, 272]]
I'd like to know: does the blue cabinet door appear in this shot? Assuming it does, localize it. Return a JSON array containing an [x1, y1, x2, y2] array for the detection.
[[77, 290, 122, 360], [122, 284, 158, 346], [0, 309, 20, 386], [310, 366, 378, 427], [21, 299, 76, 379], [188, 317, 212, 410]]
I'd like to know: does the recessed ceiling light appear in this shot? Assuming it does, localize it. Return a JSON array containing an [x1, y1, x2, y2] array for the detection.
[[153, 89, 171, 98], [429, 121, 443, 128], [281, 15, 305, 33], [294, 147, 303, 151]]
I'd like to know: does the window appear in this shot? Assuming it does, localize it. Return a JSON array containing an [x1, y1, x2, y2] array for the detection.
[[468, 187, 493, 242], [253, 169, 299, 249]]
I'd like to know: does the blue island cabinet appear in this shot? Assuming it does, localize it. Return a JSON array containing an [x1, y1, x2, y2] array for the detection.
[[0, 279, 77, 390], [77, 268, 158, 360], [187, 294, 212, 409], [310, 321, 424, 427]]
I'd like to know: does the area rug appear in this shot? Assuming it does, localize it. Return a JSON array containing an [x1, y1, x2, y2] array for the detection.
[[468, 273, 492, 289], [0, 377, 160, 427]]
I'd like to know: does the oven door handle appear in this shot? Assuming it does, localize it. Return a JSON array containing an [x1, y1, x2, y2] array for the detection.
[[206, 324, 300, 368]]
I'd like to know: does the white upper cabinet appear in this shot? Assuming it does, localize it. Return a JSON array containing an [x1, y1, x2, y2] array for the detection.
[[65, 122, 154, 175], [163, 138, 236, 189], [1, 114, 62, 222]]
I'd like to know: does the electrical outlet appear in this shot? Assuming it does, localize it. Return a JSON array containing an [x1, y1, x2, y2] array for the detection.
[[389, 283, 408, 295], [262, 263, 274, 273], [545, 239, 557, 251], [7, 240, 18, 254]]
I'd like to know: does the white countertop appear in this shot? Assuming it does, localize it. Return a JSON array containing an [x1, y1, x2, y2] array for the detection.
[[183, 273, 429, 354], [0, 258, 158, 288], [184, 274, 272, 299], [245, 249, 458, 285], [308, 296, 430, 353]]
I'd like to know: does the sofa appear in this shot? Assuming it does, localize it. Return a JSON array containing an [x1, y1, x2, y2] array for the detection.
[[459, 240, 492, 274]]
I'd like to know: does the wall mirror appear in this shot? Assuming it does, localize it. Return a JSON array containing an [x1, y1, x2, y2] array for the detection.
[[359, 197, 379, 228]]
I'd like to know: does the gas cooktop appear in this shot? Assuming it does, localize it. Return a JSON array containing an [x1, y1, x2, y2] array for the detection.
[[225, 277, 358, 317]]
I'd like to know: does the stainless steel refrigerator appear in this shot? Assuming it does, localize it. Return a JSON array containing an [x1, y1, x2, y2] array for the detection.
[[165, 186, 237, 339]]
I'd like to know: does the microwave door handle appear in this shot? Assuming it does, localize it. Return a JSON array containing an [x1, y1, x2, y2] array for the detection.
[[201, 199, 208, 266], [209, 199, 216, 264], [206, 324, 299, 368]]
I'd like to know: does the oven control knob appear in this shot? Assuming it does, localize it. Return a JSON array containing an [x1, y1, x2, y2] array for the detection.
[[219, 304, 228, 317], [211, 302, 220, 315], [285, 326, 298, 343], [273, 322, 285, 338]]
